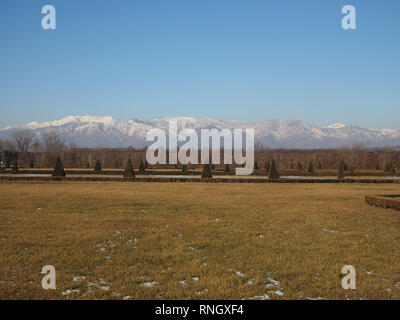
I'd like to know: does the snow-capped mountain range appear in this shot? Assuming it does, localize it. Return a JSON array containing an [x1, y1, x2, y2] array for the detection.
[[1, 115, 400, 149]]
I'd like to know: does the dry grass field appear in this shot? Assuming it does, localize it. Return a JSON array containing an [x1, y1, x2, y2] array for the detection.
[[0, 181, 400, 300]]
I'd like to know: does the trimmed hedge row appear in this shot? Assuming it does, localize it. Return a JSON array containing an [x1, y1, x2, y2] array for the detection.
[[365, 195, 400, 211], [0, 176, 399, 184], [1, 169, 398, 177]]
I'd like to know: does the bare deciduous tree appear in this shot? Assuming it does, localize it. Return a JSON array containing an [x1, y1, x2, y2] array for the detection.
[[31, 139, 43, 152], [42, 131, 66, 152], [254, 142, 266, 151], [2, 140, 16, 151], [12, 129, 36, 153]]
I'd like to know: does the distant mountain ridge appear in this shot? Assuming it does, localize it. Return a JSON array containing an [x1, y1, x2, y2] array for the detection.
[[1, 115, 400, 149]]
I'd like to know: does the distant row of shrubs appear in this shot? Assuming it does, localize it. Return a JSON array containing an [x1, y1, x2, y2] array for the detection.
[[202, 159, 360, 180], [4, 154, 391, 181], [53, 156, 139, 178], [6, 153, 397, 177], [50, 157, 353, 180]]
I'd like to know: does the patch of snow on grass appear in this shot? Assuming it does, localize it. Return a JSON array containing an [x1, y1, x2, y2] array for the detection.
[[270, 290, 284, 296], [141, 281, 158, 287], [322, 228, 338, 233], [179, 280, 187, 286], [249, 294, 270, 300], [266, 277, 280, 288], [62, 289, 80, 296]]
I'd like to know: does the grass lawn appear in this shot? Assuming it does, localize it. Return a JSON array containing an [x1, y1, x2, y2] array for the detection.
[[0, 181, 399, 300]]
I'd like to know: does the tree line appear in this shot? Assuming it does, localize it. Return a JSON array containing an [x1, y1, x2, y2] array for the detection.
[[1, 129, 399, 171], [1, 129, 68, 153]]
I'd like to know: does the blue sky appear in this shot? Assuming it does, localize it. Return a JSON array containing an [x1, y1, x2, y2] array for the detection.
[[0, 0, 399, 129]]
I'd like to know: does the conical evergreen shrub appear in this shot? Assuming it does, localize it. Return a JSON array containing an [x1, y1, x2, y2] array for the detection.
[[139, 160, 146, 174], [224, 164, 230, 173], [123, 158, 135, 178], [307, 161, 314, 173], [265, 161, 271, 175], [202, 164, 212, 178], [94, 159, 102, 173], [337, 159, 345, 179], [376, 163, 380, 171], [384, 163, 391, 173], [52, 156, 65, 177], [30, 159, 35, 168], [181, 164, 188, 173], [12, 161, 19, 173], [268, 159, 280, 179], [254, 161, 259, 170]]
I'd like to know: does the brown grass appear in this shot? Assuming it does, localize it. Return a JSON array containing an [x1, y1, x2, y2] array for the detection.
[[0, 181, 400, 300]]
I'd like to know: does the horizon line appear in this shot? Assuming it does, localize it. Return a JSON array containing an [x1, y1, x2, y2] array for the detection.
[[1, 114, 398, 131]]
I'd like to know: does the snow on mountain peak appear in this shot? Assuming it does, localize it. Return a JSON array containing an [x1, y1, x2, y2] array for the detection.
[[23, 115, 117, 129], [326, 123, 347, 129], [1, 116, 400, 149], [163, 117, 197, 121], [58, 115, 116, 125]]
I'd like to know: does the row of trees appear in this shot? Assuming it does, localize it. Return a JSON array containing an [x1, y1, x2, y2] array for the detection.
[[6, 150, 400, 173], [45, 155, 385, 181], [2, 130, 399, 171], [52, 156, 138, 178], [50, 156, 282, 179], [0, 129, 68, 153]]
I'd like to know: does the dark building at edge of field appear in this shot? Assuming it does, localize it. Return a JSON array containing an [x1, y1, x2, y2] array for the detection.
[[0, 151, 19, 168]]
